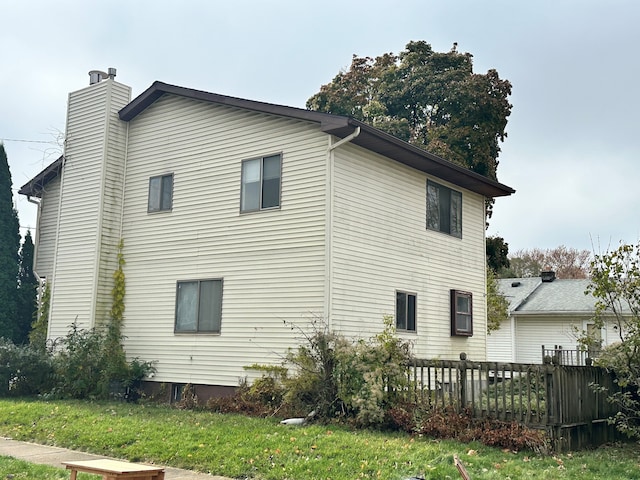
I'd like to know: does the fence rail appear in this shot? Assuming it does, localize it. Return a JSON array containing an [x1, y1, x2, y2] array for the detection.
[[541, 345, 600, 366], [404, 355, 621, 451]]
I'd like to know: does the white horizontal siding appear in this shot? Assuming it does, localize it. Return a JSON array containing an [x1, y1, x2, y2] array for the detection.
[[514, 316, 584, 363], [330, 143, 488, 360], [48, 81, 130, 339], [120, 95, 328, 386], [486, 317, 515, 362]]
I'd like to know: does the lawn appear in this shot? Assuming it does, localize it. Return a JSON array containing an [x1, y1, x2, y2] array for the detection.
[[0, 399, 638, 479]]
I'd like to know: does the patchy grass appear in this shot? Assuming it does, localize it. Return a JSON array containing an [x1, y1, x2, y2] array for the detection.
[[0, 456, 96, 479], [0, 399, 639, 479]]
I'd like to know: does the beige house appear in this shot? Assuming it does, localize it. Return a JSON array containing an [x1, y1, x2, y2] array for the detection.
[[19, 69, 514, 397]]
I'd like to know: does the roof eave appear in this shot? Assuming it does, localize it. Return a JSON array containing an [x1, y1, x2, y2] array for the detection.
[[118, 82, 515, 199], [18, 156, 64, 197]]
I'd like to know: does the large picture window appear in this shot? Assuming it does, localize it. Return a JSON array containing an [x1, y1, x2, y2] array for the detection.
[[148, 174, 173, 212], [396, 291, 417, 332], [241, 154, 281, 212], [427, 180, 462, 238], [451, 289, 473, 336], [175, 279, 223, 333]]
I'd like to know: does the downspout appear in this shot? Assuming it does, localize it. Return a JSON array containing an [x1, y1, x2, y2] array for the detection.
[[324, 126, 360, 329], [49, 155, 67, 340], [26, 196, 42, 284]]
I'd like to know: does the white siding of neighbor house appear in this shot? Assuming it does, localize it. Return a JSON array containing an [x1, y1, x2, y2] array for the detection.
[[330, 143, 488, 361], [119, 95, 329, 387], [514, 316, 588, 364], [34, 175, 61, 279], [47, 80, 130, 339], [486, 317, 515, 362]]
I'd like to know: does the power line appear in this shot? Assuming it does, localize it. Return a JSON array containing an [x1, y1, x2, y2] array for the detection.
[[1, 138, 59, 144]]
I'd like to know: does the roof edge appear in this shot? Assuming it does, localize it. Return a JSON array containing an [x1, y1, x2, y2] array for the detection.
[[18, 156, 64, 197]]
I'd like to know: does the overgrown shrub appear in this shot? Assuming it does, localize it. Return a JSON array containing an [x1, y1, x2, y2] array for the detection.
[[0, 338, 54, 396], [50, 323, 155, 400], [388, 402, 549, 453], [333, 316, 412, 426]]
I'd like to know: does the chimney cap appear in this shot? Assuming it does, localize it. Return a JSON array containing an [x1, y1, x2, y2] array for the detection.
[[88, 68, 117, 85]]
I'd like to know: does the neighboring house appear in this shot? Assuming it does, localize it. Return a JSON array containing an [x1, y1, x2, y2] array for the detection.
[[19, 69, 514, 398], [487, 272, 622, 365]]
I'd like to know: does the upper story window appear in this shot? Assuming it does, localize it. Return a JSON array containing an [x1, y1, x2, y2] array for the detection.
[[451, 289, 473, 336], [148, 174, 173, 213], [396, 291, 416, 332], [241, 154, 281, 212], [427, 180, 462, 238], [175, 279, 223, 334]]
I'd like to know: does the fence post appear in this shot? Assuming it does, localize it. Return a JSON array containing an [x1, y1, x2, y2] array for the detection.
[[459, 352, 467, 409]]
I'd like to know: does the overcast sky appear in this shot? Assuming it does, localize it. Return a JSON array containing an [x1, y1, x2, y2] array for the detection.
[[2, 0, 639, 255]]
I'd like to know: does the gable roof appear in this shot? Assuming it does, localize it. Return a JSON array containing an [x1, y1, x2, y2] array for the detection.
[[119, 81, 515, 199], [498, 278, 595, 316], [20, 81, 516, 199], [18, 156, 63, 198]]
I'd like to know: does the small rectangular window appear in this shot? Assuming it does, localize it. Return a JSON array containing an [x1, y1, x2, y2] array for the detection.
[[451, 290, 473, 336], [427, 180, 462, 237], [148, 174, 173, 212], [241, 154, 281, 212], [396, 291, 417, 332], [175, 279, 223, 333]]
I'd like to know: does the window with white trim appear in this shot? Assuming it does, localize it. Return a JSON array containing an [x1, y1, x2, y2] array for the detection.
[[241, 154, 281, 212], [148, 174, 173, 212], [427, 180, 462, 238], [396, 291, 416, 332], [451, 289, 473, 336], [175, 279, 223, 333]]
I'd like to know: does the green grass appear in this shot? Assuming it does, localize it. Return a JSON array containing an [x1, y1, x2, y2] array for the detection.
[[0, 456, 95, 479], [0, 399, 639, 479]]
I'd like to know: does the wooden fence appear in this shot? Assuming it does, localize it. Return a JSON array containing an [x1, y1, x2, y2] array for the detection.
[[541, 345, 600, 366], [404, 355, 621, 451]]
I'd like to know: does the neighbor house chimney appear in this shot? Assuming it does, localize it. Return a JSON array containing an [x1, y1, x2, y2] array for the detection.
[[541, 270, 556, 282]]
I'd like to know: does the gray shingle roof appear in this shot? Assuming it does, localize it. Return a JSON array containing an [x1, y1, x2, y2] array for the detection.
[[498, 278, 595, 315]]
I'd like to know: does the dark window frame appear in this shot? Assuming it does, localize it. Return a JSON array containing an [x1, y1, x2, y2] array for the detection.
[[148, 173, 174, 213], [396, 291, 417, 332], [427, 180, 462, 238], [240, 153, 282, 212], [174, 278, 223, 334], [451, 289, 473, 336]]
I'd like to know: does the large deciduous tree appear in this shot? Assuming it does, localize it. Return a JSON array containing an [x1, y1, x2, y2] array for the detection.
[[502, 246, 591, 279], [16, 230, 37, 344], [307, 41, 512, 188], [0, 144, 20, 342]]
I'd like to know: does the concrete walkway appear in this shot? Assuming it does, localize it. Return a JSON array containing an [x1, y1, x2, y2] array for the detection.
[[0, 437, 231, 479]]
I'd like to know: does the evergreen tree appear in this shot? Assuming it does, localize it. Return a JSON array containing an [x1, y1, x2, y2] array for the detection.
[[0, 144, 20, 341], [16, 230, 37, 344]]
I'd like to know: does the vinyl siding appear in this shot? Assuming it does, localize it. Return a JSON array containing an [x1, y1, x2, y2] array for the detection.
[[48, 80, 130, 339], [330, 143, 488, 360], [486, 317, 515, 362], [34, 175, 61, 278], [119, 95, 328, 386], [514, 316, 586, 363]]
